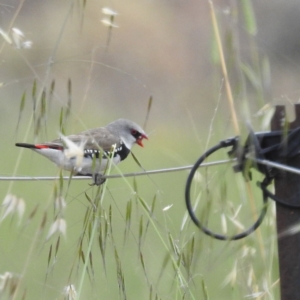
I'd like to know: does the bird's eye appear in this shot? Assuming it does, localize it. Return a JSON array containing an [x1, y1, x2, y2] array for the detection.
[[131, 129, 137, 135]]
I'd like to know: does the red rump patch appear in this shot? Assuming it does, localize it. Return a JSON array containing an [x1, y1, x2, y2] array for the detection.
[[35, 144, 63, 150], [35, 144, 49, 149]]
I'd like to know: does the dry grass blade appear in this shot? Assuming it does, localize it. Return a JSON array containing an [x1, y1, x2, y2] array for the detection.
[[80, 250, 85, 265], [109, 205, 112, 229], [59, 107, 64, 134], [65, 170, 74, 192], [82, 206, 92, 236], [182, 235, 195, 277], [59, 170, 64, 192], [80, 249, 92, 282], [31, 79, 37, 106], [137, 196, 151, 215], [241, 63, 261, 91], [88, 220, 92, 240], [40, 212, 47, 231], [138, 215, 143, 251], [156, 251, 170, 287], [202, 279, 209, 300], [131, 153, 159, 189], [209, 0, 239, 135], [47, 244, 52, 267], [143, 95, 153, 130], [55, 236, 60, 258], [78, 240, 83, 260], [149, 285, 152, 300], [89, 251, 94, 277], [124, 200, 132, 244], [85, 193, 96, 211], [98, 224, 107, 274], [34, 115, 41, 136], [189, 235, 195, 262], [139, 252, 149, 284], [49, 79, 55, 103], [40, 89, 46, 118], [241, 0, 257, 35], [16, 91, 26, 132], [9, 278, 18, 297], [143, 194, 156, 243], [131, 152, 146, 171], [113, 246, 120, 268], [31, 79, 37, 136], [125, 200, 132, 228], [26, 205, 39, 224], [149, 286, 161, 300], [21, 289, 26, 300], [114, 247, 126, 298], [175, 252, 182, 271], [108, 205, 115, 245], [66, 79, 72, 118], [133, 177, 138, 194], [40, 88, 47, 136], [168, 232, 180, 257], [104, 214, 108, 242]]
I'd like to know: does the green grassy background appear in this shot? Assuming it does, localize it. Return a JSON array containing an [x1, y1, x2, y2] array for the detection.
[[1, 0, 299, 299]]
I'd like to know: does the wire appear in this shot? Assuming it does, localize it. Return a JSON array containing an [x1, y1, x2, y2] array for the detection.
[[0, 159, 232, 182], [3, 155, 300, 183], [246, 156, 300, 208], [7, 133, 300, 234], [185, 138, 268, 240], [251, 157, 300, 176]]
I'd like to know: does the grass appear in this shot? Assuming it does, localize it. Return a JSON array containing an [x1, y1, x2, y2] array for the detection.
[[0, 0, 281, 299]]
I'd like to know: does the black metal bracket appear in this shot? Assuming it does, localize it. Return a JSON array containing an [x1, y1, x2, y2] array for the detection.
[[230, 127, 300, 180], [231, 127, 300, 208], [185, 126, 300, 240]]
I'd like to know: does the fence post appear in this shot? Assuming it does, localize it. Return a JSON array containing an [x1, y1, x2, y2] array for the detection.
[[271, 104, 300, 299]]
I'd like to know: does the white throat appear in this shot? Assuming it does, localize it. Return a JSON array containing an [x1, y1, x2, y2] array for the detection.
[[121, 136, 135, 150]]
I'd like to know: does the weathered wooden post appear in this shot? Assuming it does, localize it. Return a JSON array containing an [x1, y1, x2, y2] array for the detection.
[[271, 104, 300, 299]]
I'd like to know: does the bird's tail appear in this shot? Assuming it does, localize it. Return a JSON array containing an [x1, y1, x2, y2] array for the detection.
[[15, 143, 37, 149], [16, 143, 64, 150]]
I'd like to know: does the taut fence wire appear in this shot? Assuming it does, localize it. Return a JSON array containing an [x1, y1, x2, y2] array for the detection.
[[2, 157, 300, 182], [0, 159, 232, 182]]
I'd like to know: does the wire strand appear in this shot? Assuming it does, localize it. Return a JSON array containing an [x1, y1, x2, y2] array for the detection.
[[251, 157, 300, 176], [2, 156, 300, 182], [0, 159, 233, 182]]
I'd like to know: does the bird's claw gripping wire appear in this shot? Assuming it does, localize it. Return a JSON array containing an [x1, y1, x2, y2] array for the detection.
[[88, 174, 106, 186]]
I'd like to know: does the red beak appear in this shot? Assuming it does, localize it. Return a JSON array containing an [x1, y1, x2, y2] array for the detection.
[[136, 134, 148, 147]]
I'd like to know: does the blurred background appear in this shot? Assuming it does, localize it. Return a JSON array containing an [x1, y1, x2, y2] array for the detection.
[[1, 0, 300, 299]]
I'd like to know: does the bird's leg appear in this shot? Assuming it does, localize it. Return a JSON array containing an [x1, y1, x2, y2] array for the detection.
[[76, 172, 106, 186], [89, 173, 106, 186]]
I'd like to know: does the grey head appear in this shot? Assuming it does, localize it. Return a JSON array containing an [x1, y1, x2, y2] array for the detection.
[[106, 119, 148, 149]]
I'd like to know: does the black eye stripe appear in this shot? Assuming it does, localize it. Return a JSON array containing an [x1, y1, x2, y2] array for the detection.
[[131, 130, 141, 139]]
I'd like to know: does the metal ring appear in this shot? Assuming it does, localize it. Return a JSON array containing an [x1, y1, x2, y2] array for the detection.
[[185, 139, 268, 240]]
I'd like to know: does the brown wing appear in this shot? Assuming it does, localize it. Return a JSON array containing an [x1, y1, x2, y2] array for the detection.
[[51, 127, 121, 151]]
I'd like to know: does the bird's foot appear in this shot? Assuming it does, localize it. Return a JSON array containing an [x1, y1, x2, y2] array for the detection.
[[89, 174, 106, 186]]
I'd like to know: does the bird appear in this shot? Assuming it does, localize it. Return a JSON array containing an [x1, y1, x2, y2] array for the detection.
[[15, 119, 148, 185]]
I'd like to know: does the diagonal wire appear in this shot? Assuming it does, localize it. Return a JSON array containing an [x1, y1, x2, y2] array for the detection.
[[250, 157, 300, 176]]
